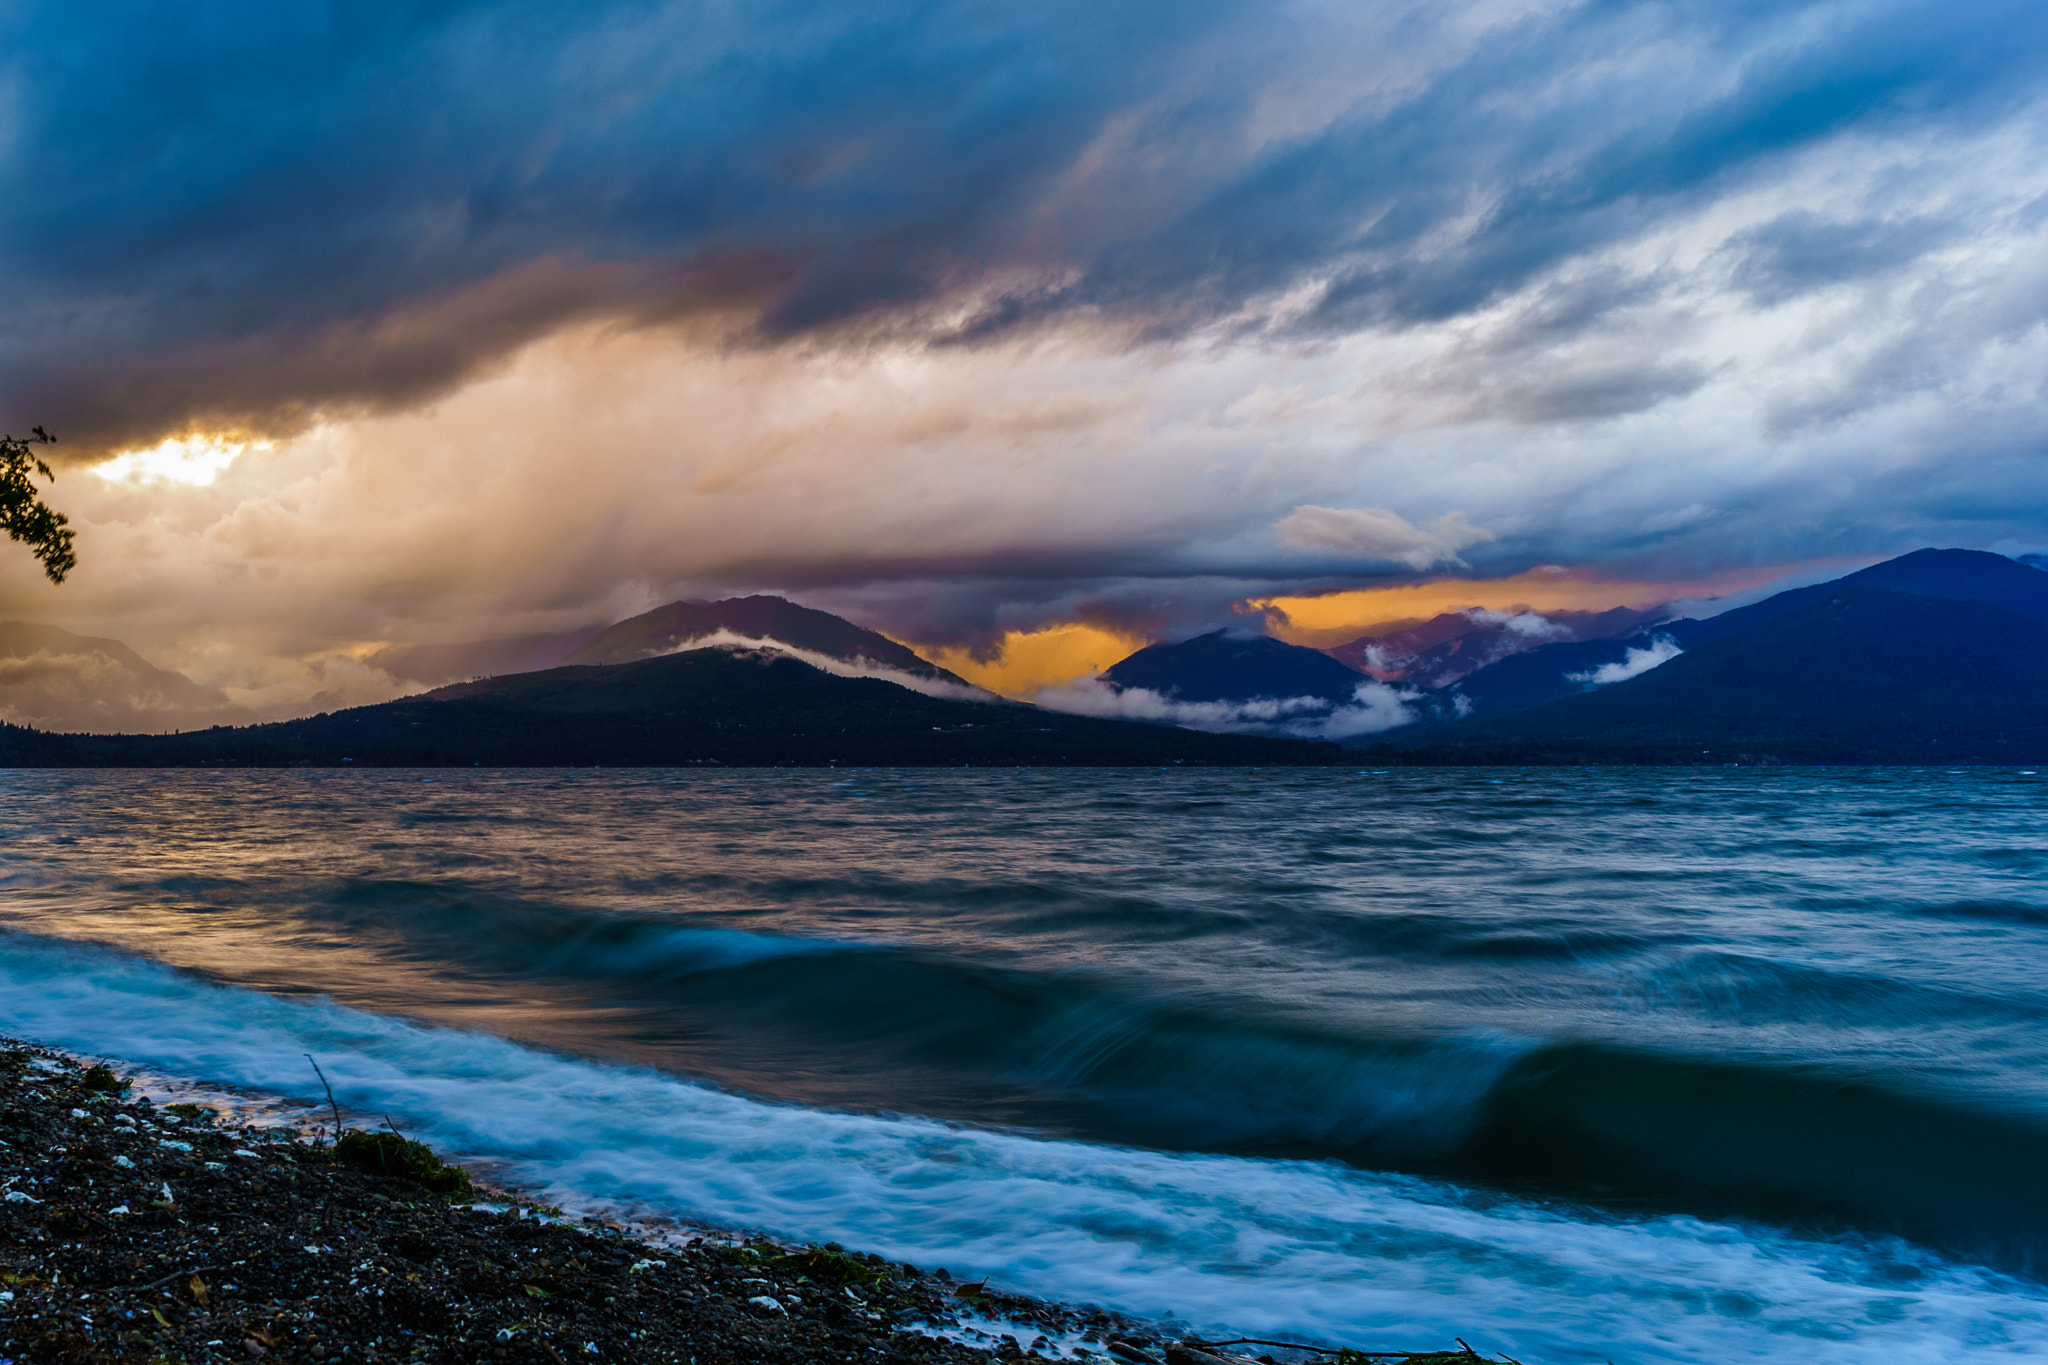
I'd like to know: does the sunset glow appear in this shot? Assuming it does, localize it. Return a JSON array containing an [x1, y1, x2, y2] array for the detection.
[[919, 622, 1153, 698], [91, 435, 268, 488], [4, 6, 2047, 1359], [1253, 565, 1815, 648]]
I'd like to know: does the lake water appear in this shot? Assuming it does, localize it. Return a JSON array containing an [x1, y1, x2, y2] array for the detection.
[[4, 767, 2048, 1361]]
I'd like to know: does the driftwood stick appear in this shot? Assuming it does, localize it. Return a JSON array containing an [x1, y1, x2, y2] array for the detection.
[[1188, 1340, 1485, 1362], [304, 1054, 342, 1142], [1187, 1342, 1389, 1357], [1188, 1340, 1335, 1354], [127, 1264, 217, 1293]]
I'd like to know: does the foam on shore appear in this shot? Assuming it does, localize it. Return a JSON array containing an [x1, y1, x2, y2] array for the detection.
[[4, 927, 2046, 1365]]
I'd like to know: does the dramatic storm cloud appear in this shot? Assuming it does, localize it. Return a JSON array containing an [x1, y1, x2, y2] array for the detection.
[[4, 0, 2047, 706]]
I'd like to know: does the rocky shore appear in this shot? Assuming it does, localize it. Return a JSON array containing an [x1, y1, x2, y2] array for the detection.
[[0, 1041, 1505, 1365]]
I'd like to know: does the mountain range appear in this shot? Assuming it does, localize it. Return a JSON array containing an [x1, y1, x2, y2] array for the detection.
[[1384, 583, 2048, 763], [1095, 606, 1678, 719], [7, 547, 2045, 766], [1083, 548, 2048, 763], [0, 646, 1334, 768], [1400, 544, 2048, 740]]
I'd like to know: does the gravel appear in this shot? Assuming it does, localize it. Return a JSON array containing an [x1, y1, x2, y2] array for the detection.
[[0, 1040, 1198, 1365]]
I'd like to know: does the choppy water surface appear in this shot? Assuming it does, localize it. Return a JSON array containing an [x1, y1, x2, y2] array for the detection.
[[5, 767, 2048, 1361]]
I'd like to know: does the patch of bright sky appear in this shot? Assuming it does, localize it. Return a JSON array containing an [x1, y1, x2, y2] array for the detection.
[[92, 435, 268, 487], [1251, 564, 1795, 647], [923, 622, 1152, 697]]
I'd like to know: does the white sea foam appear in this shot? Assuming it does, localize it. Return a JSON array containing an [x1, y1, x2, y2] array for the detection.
[[2, 928, 2045, 1365]]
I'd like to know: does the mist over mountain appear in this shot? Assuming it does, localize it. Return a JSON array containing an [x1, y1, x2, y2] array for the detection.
[[15, 548, 2047, 762], [1388, 585, 2048, 763], [0, 623, 243, 735], [2, 645, 1335, 768], [1438, 634, 1685, 717], [1328, 606, 1661, 689], [564, 597, 971, 686], [1078, 608, 1667, 735], [1423, 548, 2048, 727], [1066, 630, 1415, 740], [7, 594, 989, 746], [1062, 548, 2048, 761], [358, 595, 979, 695]]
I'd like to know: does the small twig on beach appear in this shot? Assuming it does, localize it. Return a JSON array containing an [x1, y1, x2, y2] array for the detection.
[[382, 1114, 410, 1141], [304, 1054, 341, 1142], [127, 1264, 217, 1293]]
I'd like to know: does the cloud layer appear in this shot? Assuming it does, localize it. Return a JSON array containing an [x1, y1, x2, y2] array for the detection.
[[3, 0, 2048, 708], [1567, 635, 1684, 688], [1031, 676, 1420, 741], [1274, 507, 1495, 571]]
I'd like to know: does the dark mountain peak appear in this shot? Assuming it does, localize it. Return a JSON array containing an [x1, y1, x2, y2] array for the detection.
[[1676, 547, 2048, 648], [368, 628, 606, 687], [1395, 584, 2048, 762], [1836, 547, 2048, 608], [560, 595, 968, 685], [1434, 546, 2048, 724], [1102, 629, 1368, 704]]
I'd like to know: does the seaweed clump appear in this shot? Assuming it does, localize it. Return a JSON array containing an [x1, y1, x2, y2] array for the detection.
[[773, 1242, 891, 1286], [80, 1062, 128, 1093], [335, 1127, 475, 1199]]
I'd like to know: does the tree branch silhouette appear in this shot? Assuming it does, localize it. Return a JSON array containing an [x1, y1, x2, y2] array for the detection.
[[0, 427, 77, 583]]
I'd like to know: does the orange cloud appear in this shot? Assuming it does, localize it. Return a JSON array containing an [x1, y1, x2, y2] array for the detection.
[[918, 563, 1833, 696], [919, 622, 1151, 698], [1253, 564, 1808, 648]]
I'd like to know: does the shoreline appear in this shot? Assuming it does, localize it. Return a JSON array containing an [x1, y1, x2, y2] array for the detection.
[[0, 1039, 1504, 1365]]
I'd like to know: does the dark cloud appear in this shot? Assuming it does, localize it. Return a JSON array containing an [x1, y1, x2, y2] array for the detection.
[[1489, 360, 1715, 425], [799, 573, 1373, 655], [8, 0, 2046, 451], [1726, 211, 1956, 303], [16, 253, 794, 455], [0, 0, 1227, 445], [1076, 0, 2048, 332]]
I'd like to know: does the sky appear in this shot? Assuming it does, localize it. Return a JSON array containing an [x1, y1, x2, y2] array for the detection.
[[4, 0, 2048, 716]]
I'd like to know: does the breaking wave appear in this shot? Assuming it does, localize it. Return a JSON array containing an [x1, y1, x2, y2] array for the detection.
[[4, 928, 2048, 1365]]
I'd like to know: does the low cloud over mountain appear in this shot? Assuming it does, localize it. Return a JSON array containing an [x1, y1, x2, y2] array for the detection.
[[0, 624, 243, 735]]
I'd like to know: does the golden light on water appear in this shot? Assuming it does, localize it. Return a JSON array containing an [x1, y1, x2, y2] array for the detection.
[[92, 434, 271, 487]]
